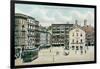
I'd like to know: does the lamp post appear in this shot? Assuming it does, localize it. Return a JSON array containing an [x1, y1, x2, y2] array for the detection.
[[53, 54, 55, 63]]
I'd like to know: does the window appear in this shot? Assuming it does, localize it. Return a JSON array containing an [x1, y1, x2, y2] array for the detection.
[[72, 33, 74, 36], [22, 25, 24, 28], [15, 19, 19, 24], [22, 25, 25, 31], [81, 39, 82, 43], [65, 46, 69, 50], [31, 26, 33, 29], [22, 32, 25, 36], [31, 26, 32, 29], [31, 20, 33, 23], [76, 33, 78, 36], [19, 32, 21, 36], [72, 46, 74, 50], [72, 39, 74, 43], [76, 40, 78, 44], [76, 46, 79, 50], [22, 20, 24, 24], [22, 20, 25, 25], [80, 46, 83, 50], [28, 19, 30, 23], [29, 25, 31, 29], [80, 34, 82, 37], [20, 19, 22, 24]]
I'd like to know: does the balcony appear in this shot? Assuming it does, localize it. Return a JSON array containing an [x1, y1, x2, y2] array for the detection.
[[71, 42, 84, 44]]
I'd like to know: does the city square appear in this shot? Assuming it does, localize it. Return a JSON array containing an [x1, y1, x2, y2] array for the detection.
[[15, 46, 94, 65]]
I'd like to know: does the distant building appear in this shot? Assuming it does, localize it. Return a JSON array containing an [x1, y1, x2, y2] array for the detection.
[[39, 26, 51, 48], [39, 26, 47, 46], [51, 24, 73, 47], [47, 32, 51, 45], [82, 20, 94, 46], [15, 13, 40, 58], [27, 16, 40, 48], [69, 21, 86, 54]]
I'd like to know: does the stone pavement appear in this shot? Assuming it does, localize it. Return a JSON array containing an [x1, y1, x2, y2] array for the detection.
[[15, 46, 94, 66]]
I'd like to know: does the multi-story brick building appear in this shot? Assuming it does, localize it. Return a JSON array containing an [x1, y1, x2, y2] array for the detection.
[[51, 24, 73, 47]]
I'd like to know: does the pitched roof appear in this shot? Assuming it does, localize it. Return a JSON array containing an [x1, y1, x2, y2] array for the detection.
[[82, 25, 94, 33]]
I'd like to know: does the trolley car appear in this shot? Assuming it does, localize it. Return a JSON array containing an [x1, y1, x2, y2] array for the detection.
[[21, 46, 39, 62]]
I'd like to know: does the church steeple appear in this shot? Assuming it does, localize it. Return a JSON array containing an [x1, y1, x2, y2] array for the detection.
[[75, 20, 78, 25]]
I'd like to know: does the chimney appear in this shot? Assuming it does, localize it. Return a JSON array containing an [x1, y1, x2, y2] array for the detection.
[[84, 19, 87, 26]]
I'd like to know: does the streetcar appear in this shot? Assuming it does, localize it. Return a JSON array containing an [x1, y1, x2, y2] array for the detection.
[[21, 46, 39, 62]]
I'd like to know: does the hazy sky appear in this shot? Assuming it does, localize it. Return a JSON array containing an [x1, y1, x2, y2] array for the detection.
[[15, 4, 94, 27]]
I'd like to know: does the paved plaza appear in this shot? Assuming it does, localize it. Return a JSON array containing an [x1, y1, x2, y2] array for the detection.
[[15, 46, 94, 66]]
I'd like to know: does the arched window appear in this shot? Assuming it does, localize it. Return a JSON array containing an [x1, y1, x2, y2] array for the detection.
[[81, 39, 82, 43], [76, 40, 78, 44], [80, 34, 82, 37]]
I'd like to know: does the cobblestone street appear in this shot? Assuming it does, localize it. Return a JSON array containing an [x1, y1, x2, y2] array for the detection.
[[15, 46, 94, 66]]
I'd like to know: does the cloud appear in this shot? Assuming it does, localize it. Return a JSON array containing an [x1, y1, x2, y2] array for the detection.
[[28, 7, 56, 26], [15, 4, 94, 27], [86, 11, 94, 26], [15, 8, 23, 13], [52, 10, 72, 24], [15, 7, 31, 16]]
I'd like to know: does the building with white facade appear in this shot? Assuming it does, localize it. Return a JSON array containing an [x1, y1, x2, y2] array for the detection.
[[69, 23, 86, 54]]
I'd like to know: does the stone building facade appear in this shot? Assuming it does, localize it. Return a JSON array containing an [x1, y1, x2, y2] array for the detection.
[[69, 25, 86, 54], [39, 26, 51, 48], [15, 13, 40, 58]]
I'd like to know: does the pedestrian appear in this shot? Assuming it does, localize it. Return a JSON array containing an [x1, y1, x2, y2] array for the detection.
[[56, 51, 59, 55], [50, 49, 51, 52]]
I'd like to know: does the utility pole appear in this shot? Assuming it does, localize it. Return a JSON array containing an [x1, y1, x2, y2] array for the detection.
[[53, 54, 55, 63]]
